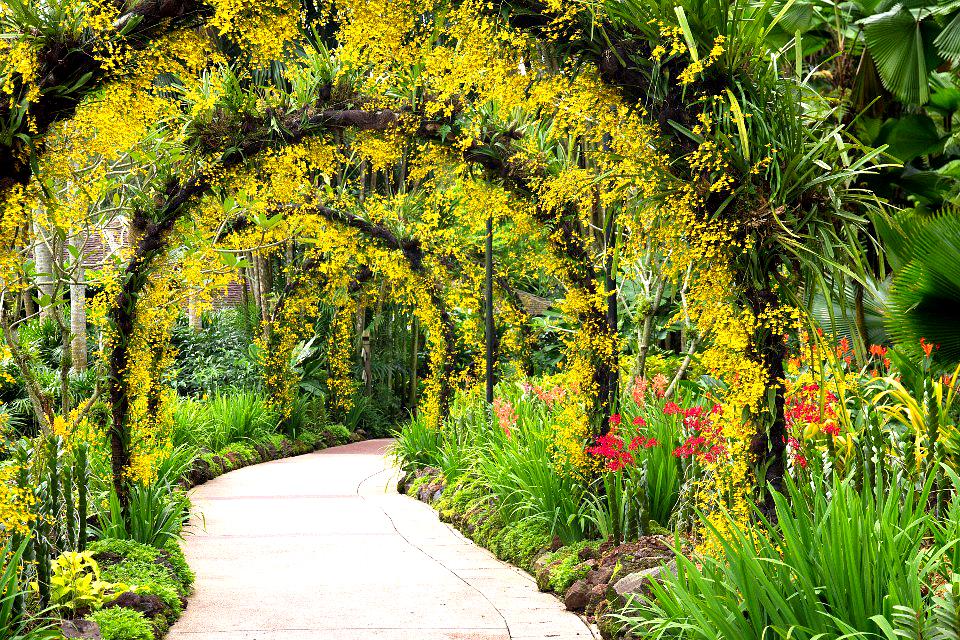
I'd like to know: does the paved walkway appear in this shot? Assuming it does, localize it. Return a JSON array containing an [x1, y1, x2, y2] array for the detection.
[[168, 439, 596, 640]]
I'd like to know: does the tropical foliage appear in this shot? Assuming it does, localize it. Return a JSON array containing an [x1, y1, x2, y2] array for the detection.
[[3, 0, 960, 637]]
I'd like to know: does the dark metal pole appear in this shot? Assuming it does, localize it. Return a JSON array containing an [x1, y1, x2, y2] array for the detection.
[[605, 222, 619, 415], [485, 214, 494, 404]]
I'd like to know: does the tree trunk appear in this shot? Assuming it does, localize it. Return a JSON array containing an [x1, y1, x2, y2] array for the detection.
[[746, 286, 788, 516], [602, 216, 619, 421], [637, 278, 666, 379], [239, 264, 252, 337], [70, 236, 88, 372], [362, 329, 372, 395], [34, 223, 54, 320], [256, 254, 272, 342], [408, 316, 419, 413], [187, 294, 201, 331], [22, 287, 37, 321]]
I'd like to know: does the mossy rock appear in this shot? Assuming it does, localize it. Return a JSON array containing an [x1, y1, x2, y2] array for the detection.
[[608, 553, 666, 585], [297, 430, 320, 449], [406, 474, 435, 499], [202, 454, 226, 476], [488, 519, 551, 572], [252, 441, 279, 462], [595, 599, 625, 640], [536, 540, 600, 594], [435, 477, 483, 525], [469, 508, 505, 548]]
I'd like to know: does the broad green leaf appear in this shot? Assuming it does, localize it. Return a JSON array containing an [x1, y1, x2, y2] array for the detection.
[[862, 6, 941, 104]]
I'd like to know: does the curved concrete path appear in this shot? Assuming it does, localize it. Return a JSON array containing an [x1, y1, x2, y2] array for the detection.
[[168, 439, 596, 640]]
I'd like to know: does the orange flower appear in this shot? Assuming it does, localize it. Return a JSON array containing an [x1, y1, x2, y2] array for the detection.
[[869, 344, 888, 358], [838, 337, 850, 354], [921, 337, 936, 358]]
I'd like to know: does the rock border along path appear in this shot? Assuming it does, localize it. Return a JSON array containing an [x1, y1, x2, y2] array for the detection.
[[168, 439, 597, 640]]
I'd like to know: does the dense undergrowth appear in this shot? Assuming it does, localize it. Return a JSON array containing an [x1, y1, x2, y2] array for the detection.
[[5, 0, 960, 638], [0, 308, 369, 639], [394, 337, 960, 639]]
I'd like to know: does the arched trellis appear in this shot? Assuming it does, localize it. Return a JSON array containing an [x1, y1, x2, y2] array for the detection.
[[97, 62, 664, 519], [259, 203, 460, 425], [258, 200, 542, 423], [105, 152, 627, 520]]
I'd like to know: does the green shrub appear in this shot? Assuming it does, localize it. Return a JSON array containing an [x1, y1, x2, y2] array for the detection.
[[390, 413, 444, 472], [281, 393, 328, 440], [170, 309, 261, 397], [325, 423, 351, 445], [95, 484, 190, 548], [161, 540, 194, 589], [90, 607, 154, 640], [89, 539, 190, 617], [395, 382, 593, 544], [265, 433, 288, 451], [205, 391, 278, 452], [170, 398, 215, 450]]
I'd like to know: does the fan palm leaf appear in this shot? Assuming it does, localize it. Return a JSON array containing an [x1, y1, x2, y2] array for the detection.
[[885, 212, 960, 366]]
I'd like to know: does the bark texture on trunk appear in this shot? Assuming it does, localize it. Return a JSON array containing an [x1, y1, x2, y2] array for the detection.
[[34, 224, 54, 321], [187, 294, 201, 331], [70, 235, 88, 372]]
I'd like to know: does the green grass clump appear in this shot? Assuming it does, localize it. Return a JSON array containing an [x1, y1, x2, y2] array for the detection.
[[90, 607, 154, 640]]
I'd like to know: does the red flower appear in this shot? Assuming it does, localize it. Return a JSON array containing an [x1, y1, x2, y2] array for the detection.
[[663, 402, 681, 415], [794, 454, 808, 469], [823, 424, 840, 436], [921, 337, 937, 357], [632, 416, 646, 426], [645, 437, 659, 448], [609, 413, 622, 427]]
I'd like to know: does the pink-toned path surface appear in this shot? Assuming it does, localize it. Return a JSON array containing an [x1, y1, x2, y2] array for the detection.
[[167, 439, 596, 640]]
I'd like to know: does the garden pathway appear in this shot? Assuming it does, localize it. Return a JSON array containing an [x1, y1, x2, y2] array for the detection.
[[167, 439, 596, 640]]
